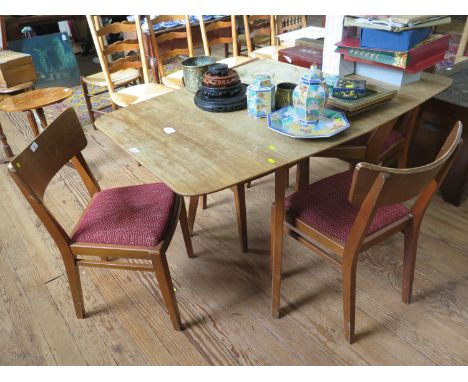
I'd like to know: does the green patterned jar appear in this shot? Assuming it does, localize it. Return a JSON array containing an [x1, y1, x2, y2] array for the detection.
[[292, 65, 329, 125]]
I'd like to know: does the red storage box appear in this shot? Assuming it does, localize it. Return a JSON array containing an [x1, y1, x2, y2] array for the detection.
[[278, 46, 323, 68]]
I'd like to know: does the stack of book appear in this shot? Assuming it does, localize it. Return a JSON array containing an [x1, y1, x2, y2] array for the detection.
[[338, 15, 451, 86]]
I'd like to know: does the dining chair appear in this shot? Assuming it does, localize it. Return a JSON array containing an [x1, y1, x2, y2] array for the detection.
[[199, 15, 253, 68], [8, 107, 194, 331], [86, 15, 173, 108], [273, 122, 463, 343], [319, 107, 421, 169], [80, 16, 142, 128], [243, 15, 285, 60], [147, 15, 194, 89], [276, 15, 307, 34]]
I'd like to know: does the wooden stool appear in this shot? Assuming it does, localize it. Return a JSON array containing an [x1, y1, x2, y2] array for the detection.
[[0, 86, 73, 162]]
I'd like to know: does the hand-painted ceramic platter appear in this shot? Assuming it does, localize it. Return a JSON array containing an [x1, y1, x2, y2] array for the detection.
[[267, 106, 350, 139]]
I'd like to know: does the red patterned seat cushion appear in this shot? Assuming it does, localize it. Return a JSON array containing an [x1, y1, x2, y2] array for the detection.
[[343, 129, 403, 153], [285, 170, 409, 243], [72, 183, 176, 247]]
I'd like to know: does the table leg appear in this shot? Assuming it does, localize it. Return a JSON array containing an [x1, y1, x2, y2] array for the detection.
[[0, 119, 14, 163], [232, 183, 248, 252], [295, 158, 310, 191], [271, 165, 288, 318], [36, 107, 48, 130], [25, 110, 40, 137], [188, 196, 200, 234]]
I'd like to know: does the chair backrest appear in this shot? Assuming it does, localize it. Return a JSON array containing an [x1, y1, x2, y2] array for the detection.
[[349, 121, 463, 208], [8, 107, 100, 201], [147, 15, 194, 79], [199, 15, 238, 57], [86, 15, 150, 94], [8, 107, 100, 247], [276, 15, 306, 34], [243, 15, 276, 56]]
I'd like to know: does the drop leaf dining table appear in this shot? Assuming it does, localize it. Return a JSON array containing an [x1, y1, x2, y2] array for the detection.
[[94, 59, 452, 317]]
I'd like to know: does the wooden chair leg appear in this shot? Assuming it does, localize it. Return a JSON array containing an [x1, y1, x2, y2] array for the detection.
[[80, 77, 97, 130], [36, 107, 48, 130], [202, 194, 208, 209], [342, 255, 359, 344], [179, 198, 194, 258], [398, 150, 408, 168], [188, 196, 199, 234], [246, 180, 252, 188], [62, 254, 85, 319], [232, 183, 248, 252], [402, 224, 420, 304], [0, 120, 14, 163], [151, 251, 183, 331], [25, 110, 40, 137]]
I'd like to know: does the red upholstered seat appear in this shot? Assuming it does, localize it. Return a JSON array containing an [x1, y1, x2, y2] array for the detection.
[[285, 170, 409, 243], [343, 129, 403, 152], [72, 183, 176, 247]]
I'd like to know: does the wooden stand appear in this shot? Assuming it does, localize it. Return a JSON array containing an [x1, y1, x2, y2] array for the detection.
[[0, 87, 72, 163]]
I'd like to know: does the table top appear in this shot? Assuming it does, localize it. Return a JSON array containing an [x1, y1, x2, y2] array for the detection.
[[95, 59, 452, 197], [0, 87, 73, 112]]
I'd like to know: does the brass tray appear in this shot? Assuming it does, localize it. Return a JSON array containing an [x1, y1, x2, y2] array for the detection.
[[326, 84, 398, 117]]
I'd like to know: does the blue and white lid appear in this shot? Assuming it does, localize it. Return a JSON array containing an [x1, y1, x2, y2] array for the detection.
[[250, 73, 274, 90], [299, 65, 323, 85]]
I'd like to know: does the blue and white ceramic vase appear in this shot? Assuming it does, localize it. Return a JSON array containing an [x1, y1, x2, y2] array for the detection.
[[292, 65, 329, 125], [247, 74, 275, 118]]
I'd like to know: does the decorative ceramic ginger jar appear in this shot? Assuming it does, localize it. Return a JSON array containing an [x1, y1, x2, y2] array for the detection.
[[292, 65, 329, 125], [247, 74, 275, 118]]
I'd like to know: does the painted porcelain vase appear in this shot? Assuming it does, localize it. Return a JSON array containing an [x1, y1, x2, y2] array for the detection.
[[292, 65, 329, 125], [247, 74, 275, 118]]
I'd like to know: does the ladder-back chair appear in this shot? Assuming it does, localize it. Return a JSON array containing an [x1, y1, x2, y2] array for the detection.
[[276, 15, 307, 34], [274, 122, 463, 343], [8, 108, 194, 331], [86, 15, 172, 108], [243, 15, 284, 60], [147, 15, 194, 89], [81, 16, 141, 128], [199, 15, 253, 68]]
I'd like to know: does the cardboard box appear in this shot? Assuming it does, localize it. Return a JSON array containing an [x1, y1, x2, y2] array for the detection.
[[0, 50, 37, 88], [295, 37, 324, 50], [360, 27, 432, 51], [355, 62, 421, 87]]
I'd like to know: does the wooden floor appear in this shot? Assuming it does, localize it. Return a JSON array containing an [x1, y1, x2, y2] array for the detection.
[[0, 110, 467, 365]]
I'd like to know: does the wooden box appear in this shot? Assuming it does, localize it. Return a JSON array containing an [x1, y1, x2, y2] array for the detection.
[[0, 50, 37, 88]]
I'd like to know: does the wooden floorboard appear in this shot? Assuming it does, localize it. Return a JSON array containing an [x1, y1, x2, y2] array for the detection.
[[0, 107, 467, 365]]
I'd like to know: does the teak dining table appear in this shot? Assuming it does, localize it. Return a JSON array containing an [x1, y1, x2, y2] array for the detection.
[[94, 59, 452, 318]]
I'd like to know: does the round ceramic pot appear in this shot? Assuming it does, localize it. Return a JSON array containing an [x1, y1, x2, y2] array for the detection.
[[182, 56, 217, 93], [275, 82, 296, 109], [292, 66, 329, 125]]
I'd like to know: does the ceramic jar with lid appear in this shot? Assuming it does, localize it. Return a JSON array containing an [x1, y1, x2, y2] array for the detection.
[[247, 74, 275, 118], [292, 65, 329, 125]]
